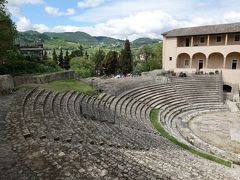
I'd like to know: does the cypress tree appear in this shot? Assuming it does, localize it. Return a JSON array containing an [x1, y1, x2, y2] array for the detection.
[[63, 50, 70, 70], [119, 39, 132, 75], [58, 48, 64, 68], [52, 49, 57, 62]]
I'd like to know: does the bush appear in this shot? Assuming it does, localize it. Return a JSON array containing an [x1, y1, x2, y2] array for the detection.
[[70, 56, 94, 78], [0, 51, 61, 75]]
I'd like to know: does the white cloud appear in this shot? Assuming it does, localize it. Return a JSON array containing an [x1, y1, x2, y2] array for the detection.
[[72, 0, 194, 23], [77, 0, 105, 9], [224, 11, 240, 22], [20, 10, 217, 40], [33, 24, 50, 32], [45, 6, 75, 16], [16, 16, 31, 31], [12, 0, 240, 40], [7, 0, 43, 16]]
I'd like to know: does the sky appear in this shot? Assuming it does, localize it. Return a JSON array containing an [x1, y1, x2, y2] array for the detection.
[[6, 0, 240, 40]]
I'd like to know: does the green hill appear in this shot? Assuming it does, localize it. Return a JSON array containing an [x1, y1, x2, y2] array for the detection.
[[16, 30, 49, 44], [95, 36, 124, 46], [16, 31, 161, 50], [44, 31, 98, 44], [132, 38, 161, 47]]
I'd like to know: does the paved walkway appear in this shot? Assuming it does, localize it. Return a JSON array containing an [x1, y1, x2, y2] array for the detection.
[[0, 93, 35, 179], [189, 112, 240, 154]]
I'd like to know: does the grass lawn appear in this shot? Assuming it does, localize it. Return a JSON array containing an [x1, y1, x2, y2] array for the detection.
[[150, 109, 232, 167], [18, 79, 98, 95]]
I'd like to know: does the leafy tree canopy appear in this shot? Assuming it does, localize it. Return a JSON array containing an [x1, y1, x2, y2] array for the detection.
[[119, 39, 133, 75], [70, 56, 94, 78], [102, 51, 119, 75], [0, 0, 17, 61], [91, 49, 105, 76]]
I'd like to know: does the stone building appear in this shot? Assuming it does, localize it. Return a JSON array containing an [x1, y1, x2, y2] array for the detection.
[[19, 43, 44, 60], [162, 23, 240, 91]]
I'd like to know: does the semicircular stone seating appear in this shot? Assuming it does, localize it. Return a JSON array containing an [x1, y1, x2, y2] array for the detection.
[[2, 75, 239, 179]]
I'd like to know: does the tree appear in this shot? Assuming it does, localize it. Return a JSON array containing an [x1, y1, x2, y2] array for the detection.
[[85, 51, 89, 59], [150, 43, 162, 70], [0, 0, 17, 64], [58, 48, 64, 68], [52, 49, 57, 62], [43, 50, 48, 60], [91, 49, 105, 76], [138, 45, 153, 61], [136, 45, 153, 71], [119, 39, 132, 75], [102, 51, 119, 75], [63, 50, 70, 70], [70, 56, 95, 78], [70, 45, 84, 58]]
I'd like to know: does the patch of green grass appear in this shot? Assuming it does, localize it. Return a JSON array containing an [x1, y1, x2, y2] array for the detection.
[[150, 109, 232, 167], [18, 79, 98, 95]]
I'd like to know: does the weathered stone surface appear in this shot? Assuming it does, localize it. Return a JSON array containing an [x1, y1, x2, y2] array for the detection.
[[0, 75, 14, 95], [0, 82, 239, 179], [13, 70, 74, 86]]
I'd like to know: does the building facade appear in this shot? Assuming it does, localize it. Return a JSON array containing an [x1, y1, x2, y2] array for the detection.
[[162, 23, 240, 90], [19, 43, 44, 60]]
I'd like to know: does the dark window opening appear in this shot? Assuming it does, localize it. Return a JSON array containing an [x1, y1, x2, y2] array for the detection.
[[185, 38, 190, 47], [169, 57, 172, 61], [200, 37, 205, 43], [232, 60, 237, 69], [235, 35, 240, 41], [198, 60, 203, 70], [217, 36, 222, 42], [223, 85, 232, 93]]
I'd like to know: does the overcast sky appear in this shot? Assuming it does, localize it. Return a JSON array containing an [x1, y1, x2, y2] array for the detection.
[[6, 0, 240, 40]]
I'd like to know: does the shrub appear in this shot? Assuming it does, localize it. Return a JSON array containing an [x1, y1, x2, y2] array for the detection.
[[70, 56, 94, 78]]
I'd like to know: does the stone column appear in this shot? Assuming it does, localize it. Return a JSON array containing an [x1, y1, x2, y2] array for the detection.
[[223, 56, 227, 69], [190, 58, 193, 68], [191, 36, 194, 46], [207, 35, 210, 46], [225, 34, 228, 45], [206, 57, 209, 69]]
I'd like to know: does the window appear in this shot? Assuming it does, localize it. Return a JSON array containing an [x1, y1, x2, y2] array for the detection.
[[232, 60, 237, 69], [185, 38, 190, 47], [216, 36, 222, 42], [169, 57, 172, 61], [235, 35, 240, 42], [184, 60, 189, 67], [200, 37, 205, 43]]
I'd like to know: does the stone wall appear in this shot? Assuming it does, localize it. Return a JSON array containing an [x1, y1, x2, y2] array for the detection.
[[85, 75, 169, 96], [13, 71, 75, 86], [0, 71, 75, 95], [0, 75, 14, 95], [141, 69, 166, 77]]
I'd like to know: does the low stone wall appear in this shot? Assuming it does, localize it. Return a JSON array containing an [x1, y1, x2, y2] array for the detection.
[[85, 75, 169, 96], [0, 71, 75, 95], [13, 71, 75, 86], [142, 69, 166, 77], [0, 75, 15, 95]]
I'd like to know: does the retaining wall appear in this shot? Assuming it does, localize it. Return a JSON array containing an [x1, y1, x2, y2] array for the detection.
[[0, 71, 75, 95], [13, 71, 75, 86], [0, 75, 15, 95]]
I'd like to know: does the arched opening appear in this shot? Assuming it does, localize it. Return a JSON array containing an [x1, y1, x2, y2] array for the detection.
[[192, 53, 207, 70], [226, 52, 240, 69], [208, 53, 224, 69], [176, 53, 191, 68], [223, 85, 232, 93]]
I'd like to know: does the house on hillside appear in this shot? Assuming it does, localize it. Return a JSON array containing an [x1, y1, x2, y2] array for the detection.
[[18, 43, 44, 60], [162, 23, 240, 99]]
